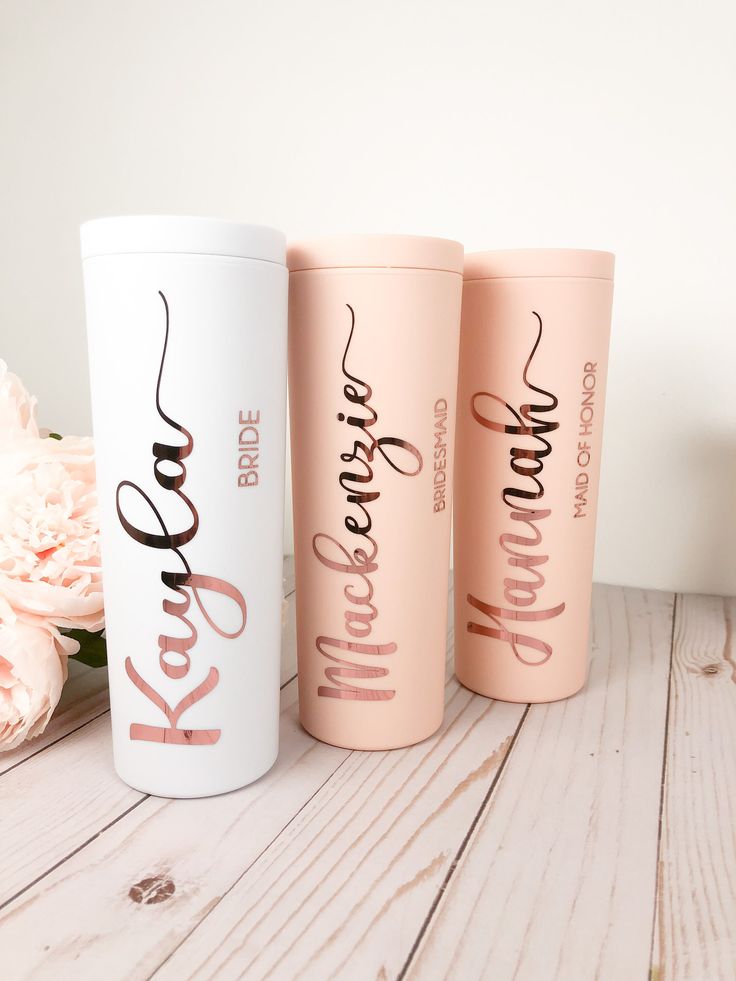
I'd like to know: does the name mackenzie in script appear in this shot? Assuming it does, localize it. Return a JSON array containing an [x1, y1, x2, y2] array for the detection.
[[312, 304, 423, 701]]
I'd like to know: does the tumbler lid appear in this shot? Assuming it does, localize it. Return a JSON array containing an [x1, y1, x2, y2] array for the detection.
[[80, 216, 286, 265], [464, 249, 615, 281], [287, 234, 464, 274]]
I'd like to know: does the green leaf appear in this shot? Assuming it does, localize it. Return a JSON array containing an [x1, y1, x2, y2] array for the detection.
[[68, 629, 107, 668], [47, 432, 62, 440]]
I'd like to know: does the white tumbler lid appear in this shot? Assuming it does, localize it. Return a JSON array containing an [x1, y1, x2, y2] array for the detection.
[[80, 216, 286, 265]]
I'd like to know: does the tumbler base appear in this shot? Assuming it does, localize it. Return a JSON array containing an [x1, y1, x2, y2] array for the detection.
[[299, 717, 443, 752], [113, 747, 278, 799], [455, 674, 587, 704]]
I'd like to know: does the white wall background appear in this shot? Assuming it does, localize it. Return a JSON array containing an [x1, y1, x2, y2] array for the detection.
[[1, 0, 734, 594]]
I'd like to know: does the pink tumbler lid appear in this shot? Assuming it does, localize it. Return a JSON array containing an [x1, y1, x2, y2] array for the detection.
[[464, 249, 615, 281], [287, 234, 464, 275]]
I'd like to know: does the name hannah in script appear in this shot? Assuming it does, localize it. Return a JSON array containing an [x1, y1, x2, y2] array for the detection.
[[467, 311, 565, 666]]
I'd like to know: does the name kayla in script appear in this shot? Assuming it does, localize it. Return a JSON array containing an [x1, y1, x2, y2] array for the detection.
[[467, 311, 565, 666], [312, 303, 423, 700], [117, 291, 247, 744]]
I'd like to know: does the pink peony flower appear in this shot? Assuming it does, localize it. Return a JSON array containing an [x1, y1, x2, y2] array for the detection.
[[0, 361, 104, 749], [0, 434, 104, 635], [0, 361, 39, 442], [0, 615, 68, 749]]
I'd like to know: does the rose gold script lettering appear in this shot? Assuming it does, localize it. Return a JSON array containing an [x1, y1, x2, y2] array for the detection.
[[467, 311, 565, 666], [117, 291, 247, 744], [313, 304, 422, 700]]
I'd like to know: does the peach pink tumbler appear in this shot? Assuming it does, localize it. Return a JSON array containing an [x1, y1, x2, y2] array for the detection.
[[454, 250, 614, 703], [288, 235, 463, 749]]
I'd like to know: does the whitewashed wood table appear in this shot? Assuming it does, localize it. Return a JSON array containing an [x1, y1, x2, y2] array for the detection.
[[1, 558, 734, 980]]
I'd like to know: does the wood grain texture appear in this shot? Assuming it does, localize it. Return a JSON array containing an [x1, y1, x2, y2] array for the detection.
[[0, 561, 297, 913], [0, 559, 332, 981], [0, 711, 142, 908], [0, 681, 349, 980], [154, 643, 525, 978], [0, 581, 456, 981], [0, 661, 109, 776], [651, 594, 736, 981], [4, 578, 729, 980], [408, 585, 675, 981]]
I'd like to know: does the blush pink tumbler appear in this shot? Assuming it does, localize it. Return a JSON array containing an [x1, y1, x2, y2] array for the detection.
[[288, 235, 463, 749], [454, 250, 614, 703]]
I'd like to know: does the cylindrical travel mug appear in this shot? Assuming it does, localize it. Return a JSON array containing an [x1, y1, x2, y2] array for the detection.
[[454, 249, 614, 702], [81, 216, 288, 797], [288, 235, 463, 749]]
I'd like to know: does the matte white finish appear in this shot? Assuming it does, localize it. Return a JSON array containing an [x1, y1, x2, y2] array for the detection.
[[81, 215, 286, 265], [82, 219, 287, 797]]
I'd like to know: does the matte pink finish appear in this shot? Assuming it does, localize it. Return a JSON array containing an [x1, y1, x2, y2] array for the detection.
[[288, 235, 463, 749], [454, 250, 614, 703]]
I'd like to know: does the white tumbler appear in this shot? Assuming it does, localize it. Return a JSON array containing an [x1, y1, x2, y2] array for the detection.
[[81, 216, 287, 797]]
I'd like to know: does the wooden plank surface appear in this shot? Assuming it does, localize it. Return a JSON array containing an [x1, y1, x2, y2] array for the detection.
[[0, 562, 297, 913], [651, 595, 736, 981], [0, 559, 337, 980], [407, 586, 675, 981], [155, 599, 526, 981], [0, 582, 455, 980], [0, 711, 142, 909], [0, 661, 109, 776], [0, 681, 348, 980], [2, 575, 733, 980]]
